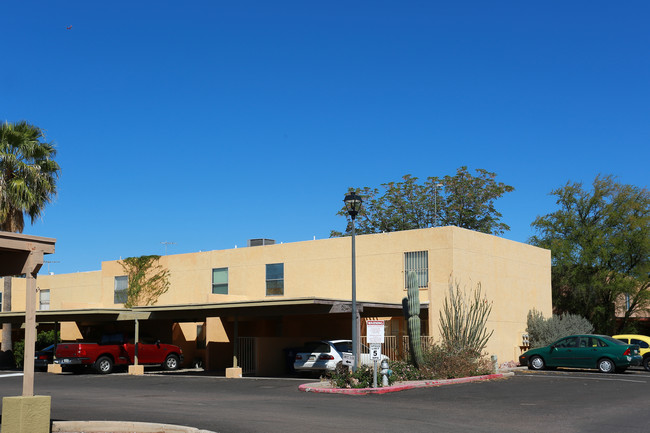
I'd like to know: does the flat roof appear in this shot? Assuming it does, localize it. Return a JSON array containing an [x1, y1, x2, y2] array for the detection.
[[0, 297, 427, 325]]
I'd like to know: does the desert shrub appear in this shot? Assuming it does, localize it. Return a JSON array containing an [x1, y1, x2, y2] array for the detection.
[[328, 362, 395, 388], [419, 344, 493, 379], [390, 360, 427, 381], [387, 345, 492, 383], [37, 330, 59, 348], [439, 280, 494, 357], [13, 340, 25, 368], [526, 309, 594, 348], [13, 330, 60, 368]]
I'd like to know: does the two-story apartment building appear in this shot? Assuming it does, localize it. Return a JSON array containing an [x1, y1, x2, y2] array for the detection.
[[0, 226, 552, 375]]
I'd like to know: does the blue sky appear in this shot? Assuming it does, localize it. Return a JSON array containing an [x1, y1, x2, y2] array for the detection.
[[2, 1, 648, 274]]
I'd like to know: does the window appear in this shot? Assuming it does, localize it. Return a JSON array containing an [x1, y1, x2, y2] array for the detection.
[[632, 339, 650, 349], [114, 276, 128, 304], [404, 251, 428, 289], [266, 263, 284, 296], [578, 337, 604, 348], [212, 268, 228, 294], [0, 292, 2, 311], [555, 337, 579, 348], [39, 289, 50, 310]]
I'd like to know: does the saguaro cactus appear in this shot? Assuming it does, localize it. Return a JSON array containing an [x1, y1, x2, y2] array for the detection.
[[404, 271, 423, 367]]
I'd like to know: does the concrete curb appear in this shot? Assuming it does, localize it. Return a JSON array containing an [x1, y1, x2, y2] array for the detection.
[[299, 372, 514, 395], [51, 420, 215, 433]]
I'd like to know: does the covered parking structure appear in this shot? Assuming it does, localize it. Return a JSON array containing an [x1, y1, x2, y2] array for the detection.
[[0, 297, 423, 376]]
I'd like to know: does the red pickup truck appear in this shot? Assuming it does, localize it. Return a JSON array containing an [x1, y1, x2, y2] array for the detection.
[[54, 335, 184, 374]]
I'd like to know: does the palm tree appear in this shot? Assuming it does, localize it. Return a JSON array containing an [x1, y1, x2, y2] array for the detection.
[[0, 120, 60, 352]]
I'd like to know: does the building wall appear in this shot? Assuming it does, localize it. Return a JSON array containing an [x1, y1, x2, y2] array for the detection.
[[0, 226, 552, 366], [434, 228, 552, 362]]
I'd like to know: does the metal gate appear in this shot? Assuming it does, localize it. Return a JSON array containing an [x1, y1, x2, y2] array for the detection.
[[236, 337, 257, 375], [361, 336, 400, 360]]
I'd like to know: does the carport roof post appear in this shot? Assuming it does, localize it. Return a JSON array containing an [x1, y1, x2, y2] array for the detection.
[[0, 231, 56, 398]]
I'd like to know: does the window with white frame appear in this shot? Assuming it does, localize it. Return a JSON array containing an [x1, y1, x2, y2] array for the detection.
[[114, 276, 128, 304], [39, 289, 50, 310], [404, 251, 428, 289], [266, 263, 284, 296], [212, 268, 228, 294]]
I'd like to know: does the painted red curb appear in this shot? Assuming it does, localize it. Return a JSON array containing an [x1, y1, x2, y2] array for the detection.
[[298, 372, 513, 395]]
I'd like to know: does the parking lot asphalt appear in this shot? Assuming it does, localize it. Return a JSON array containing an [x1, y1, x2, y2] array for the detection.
[[1, 367, 650, 433]]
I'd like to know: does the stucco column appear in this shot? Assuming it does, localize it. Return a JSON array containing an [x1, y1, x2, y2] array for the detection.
[[226, 316, 242, 378], [22, 251, 43, 397]]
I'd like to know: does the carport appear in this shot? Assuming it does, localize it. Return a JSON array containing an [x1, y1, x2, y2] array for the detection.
[[0, 297, 425, 376]]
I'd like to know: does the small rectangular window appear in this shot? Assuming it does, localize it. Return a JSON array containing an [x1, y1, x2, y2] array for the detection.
[[212, 268, 228, 294], [114, 276, 128, 304], [39, 289, 50, 311], [266, 263, 284, 296], [404, 251, 428, 289], [0, 292, 2, 311]]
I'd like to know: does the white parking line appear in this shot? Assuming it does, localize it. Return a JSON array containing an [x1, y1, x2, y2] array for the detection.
[[521, 373, 647, 383], [0, 373, 23, 378]]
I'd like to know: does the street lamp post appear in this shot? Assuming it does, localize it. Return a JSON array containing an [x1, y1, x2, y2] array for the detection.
[[344, 191, 363, 372], [434, 183, 443, 226]]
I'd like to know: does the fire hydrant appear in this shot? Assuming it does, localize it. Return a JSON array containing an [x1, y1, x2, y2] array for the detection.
[[380, 359, 391, 387]]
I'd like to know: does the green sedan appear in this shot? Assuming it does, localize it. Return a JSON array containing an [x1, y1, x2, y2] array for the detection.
[[519, 334, 643, 373]]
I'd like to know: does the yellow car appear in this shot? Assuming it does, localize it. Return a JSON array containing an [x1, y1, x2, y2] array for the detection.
[[613, 334, 650, 371]]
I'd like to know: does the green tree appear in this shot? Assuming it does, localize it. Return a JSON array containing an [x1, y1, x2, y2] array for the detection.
[[119, 255, 171, 308], [331, 166, 514, 237], [530, 175, 650, 334], [0, 121, 60, 351]]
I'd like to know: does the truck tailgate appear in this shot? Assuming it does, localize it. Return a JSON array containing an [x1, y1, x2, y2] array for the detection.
[[55, 343, 97, 357]]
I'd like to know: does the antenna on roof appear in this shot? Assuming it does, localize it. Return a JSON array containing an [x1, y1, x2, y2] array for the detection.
[[161, 241, 176, 255], [44, 260, 60, 274]]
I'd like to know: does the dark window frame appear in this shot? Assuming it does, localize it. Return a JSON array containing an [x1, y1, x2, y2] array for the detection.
[[212, 267, 228, 295], [266, 263, 284, 296], [114, 275, 128, 304]]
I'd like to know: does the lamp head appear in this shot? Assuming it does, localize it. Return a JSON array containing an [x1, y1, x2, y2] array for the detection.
[[344, 192, 363, 220]]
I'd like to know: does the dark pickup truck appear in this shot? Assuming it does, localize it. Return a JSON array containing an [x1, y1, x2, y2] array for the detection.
[[54, 335, 183, 374]]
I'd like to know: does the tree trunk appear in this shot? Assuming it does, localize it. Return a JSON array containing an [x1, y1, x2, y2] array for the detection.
[[1, 276, 12, 351]]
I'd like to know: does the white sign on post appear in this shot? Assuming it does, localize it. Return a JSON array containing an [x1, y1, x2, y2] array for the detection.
[[342, 352, 354, 366], [370, 343, 382, 361], [366, 320, 385, 344]]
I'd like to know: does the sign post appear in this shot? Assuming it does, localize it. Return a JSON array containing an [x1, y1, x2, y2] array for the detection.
[[366, 320, 384, 387]]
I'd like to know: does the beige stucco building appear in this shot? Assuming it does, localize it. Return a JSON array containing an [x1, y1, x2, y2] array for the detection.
[[0, 226, 551, 375]]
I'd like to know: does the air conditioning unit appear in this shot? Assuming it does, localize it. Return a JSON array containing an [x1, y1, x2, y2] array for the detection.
[[247, 238, 275, 247]]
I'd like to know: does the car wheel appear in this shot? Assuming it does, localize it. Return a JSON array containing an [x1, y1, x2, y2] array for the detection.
[[529, 355, 545, 371], [95, 356, 113, 374], [163, 354, 180, 371], [597, 358, 615, 373], [643, 356, 650, 372]]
